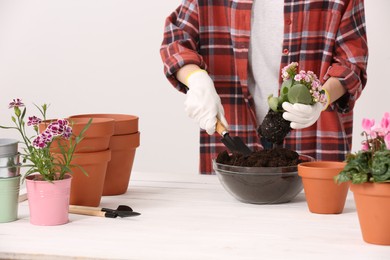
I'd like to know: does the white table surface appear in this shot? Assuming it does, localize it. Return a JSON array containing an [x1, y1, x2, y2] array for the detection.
[[1, 170, 389, 260]]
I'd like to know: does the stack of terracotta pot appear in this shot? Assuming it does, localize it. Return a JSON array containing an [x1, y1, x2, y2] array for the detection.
[[40, 118, 114, 207], [69, 114, 140, 196]]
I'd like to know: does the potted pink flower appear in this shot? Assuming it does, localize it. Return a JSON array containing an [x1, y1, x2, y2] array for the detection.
[[0, 98, 91, 225], [336, 112, 390, 245]]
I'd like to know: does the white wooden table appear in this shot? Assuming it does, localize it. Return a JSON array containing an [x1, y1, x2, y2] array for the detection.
[[0, 171, 389, 260]]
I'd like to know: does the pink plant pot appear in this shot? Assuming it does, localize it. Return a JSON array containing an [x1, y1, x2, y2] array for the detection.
[[26, 174, 72, 226]]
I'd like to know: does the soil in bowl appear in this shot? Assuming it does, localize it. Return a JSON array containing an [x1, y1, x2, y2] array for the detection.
[[214, 148, 311, 204], [216, 147, 301, 167]]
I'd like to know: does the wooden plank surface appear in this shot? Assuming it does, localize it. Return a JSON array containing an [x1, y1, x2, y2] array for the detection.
[[0, 171, 389, 260]]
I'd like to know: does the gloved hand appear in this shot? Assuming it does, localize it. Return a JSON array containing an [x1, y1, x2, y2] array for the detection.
[[184, 69, 228, 135], [282, 102, 324, 129]]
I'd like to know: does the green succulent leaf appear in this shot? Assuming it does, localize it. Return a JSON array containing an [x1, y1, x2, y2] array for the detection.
[[287, 84, 312, 105], [267, 95, 279, 112]]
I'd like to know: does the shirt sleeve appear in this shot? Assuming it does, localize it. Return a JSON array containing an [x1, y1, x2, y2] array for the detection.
[[159, 0, 207, 93], [324, 0, 368, 113]]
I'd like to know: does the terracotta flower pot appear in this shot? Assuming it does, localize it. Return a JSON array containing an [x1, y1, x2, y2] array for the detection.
[[26, 174, 72, 226], [39, 118, 115, 153], [69, 114, 140, 196], [69, 114, 138, 135], [60, 149, 111, 207], [103, 132, 140, 195], [351, 182, 390, 245], [298, 161, 349, 214]]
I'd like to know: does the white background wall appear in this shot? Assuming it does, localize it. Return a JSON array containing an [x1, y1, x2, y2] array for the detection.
[[0, 0, 388, 175]]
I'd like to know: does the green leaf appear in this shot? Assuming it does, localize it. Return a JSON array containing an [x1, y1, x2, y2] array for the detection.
[[335, 152, 371, 183], [287, 84, 312, 105], [267, 95, 279, 112], [372, 150, 390, 182]]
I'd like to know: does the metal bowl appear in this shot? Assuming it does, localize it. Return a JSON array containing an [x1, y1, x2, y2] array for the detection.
[[213, 155, 313, 204], [0, 139, 19, 157], [0, 163, 21, 178], [0, 153, 20, 168]]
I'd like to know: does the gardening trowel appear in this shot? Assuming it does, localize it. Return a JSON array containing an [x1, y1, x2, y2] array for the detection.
[[216, 119, 252, 156], [69, 205, 141, 218], [18, 193, 140, 218]]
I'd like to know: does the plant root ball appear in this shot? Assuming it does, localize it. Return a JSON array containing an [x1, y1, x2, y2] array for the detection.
[[258, 109, 291, 145]]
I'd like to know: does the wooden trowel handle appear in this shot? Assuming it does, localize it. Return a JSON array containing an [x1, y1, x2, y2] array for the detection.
[[69, 205, 106, 217], [216, 119, 228, 136]]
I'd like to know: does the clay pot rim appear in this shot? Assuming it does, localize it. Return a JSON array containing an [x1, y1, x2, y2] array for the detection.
[[298, 161, 346, 179], [298, 161, 346, 169], [41, 118, 115, 128], [52, 149, 111, 162], [67, 117, 115, 125], [68, 149, 111, 164], [40, 118, 115, 136], [69, 114, 138, 135], [69, 113, 138, 122], [351, 182, 390, 195]]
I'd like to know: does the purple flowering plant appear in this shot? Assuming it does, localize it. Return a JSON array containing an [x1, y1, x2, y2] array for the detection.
[[0, 98, 91, 181], [267, 62, 328, 112], [336, 112, 390, 184]]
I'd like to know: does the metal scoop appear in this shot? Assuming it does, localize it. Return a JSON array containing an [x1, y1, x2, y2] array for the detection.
[[216, 119, 252, 156]]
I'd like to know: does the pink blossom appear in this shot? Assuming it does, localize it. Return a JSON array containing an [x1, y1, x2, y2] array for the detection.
[[312, 91, 320, 102], [8, 98, 25, 108], [371, 124, 386, 137], [62, 125, 72, 139], [27, 116, 42, 126], [385, 134, 390, 150], [281, 62, 298, 80], [361, 141, 369, 151], [381, 112, 390, 131], [47, 119, 69, 136], [362, 118, 375, 133], [311, 80, 320, 90], [319, 93, 327, 104], [294, 74, 302, 81], [32, 131, 54, 149], [307, 71, 318, 80], [282, 71, 289, 79]]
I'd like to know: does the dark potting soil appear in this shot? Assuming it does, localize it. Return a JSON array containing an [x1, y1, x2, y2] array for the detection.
[[258, 109, 291, 145], [216, 147, 300, 167]]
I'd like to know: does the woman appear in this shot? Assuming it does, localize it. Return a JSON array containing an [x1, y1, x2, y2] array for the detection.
[[160, 0, 368, 174]]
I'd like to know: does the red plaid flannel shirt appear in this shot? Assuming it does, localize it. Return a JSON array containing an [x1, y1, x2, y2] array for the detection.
[[160, 0, 368, 174]]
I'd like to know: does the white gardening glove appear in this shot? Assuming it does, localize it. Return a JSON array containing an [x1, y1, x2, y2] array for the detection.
[[282, 102, 324, 129], [184, 69, 228, 135]]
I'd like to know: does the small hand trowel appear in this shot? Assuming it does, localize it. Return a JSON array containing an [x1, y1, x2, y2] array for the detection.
[[69, 205, 141, 218], [18, 193, 140, 218], [216, 119, 252, 156]]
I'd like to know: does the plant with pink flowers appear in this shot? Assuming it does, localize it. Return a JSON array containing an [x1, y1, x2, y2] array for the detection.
[[267, 62, 328, 112], [336, 112, 390, 184], [259, 62, 328, 145], [0, 98, 91, 181]]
